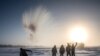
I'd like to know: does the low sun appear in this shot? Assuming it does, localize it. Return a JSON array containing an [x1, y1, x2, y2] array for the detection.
[[69, 26, 88, 43]]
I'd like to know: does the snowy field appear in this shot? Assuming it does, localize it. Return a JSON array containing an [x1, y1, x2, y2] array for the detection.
[[0, 47, 100, 56]]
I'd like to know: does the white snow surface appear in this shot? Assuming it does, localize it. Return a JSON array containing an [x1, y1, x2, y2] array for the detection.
[[0, 47, 100, 56]]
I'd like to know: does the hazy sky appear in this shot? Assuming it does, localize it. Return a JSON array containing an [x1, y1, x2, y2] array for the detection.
[[0, 0, 100, 47]]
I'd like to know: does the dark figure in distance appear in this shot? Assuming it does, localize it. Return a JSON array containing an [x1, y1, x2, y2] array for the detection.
[[59, 45, 65, 56], [71, 43, 77, 56], [66, 43, 71, 56], [52, 45, 57, 56], [20, 48, 32, 56]]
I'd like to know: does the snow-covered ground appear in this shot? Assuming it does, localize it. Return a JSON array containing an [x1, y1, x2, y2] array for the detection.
[[0, 47, 100, 56]]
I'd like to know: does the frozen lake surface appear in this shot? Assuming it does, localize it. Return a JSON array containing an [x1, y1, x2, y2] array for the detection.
[[0, 47, 100, 56]]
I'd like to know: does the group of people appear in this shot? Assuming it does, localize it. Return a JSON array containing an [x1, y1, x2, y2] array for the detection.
[[20, 42, 77, 56], [52, 43, 77, 56]]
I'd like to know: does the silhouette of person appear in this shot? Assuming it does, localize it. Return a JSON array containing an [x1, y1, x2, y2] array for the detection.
[[71, 43, 77, 56], [20, 48, 32, 56], [52, 45, 57, 56], [66, 43, 71, 56], [59, 45, 65, 56]]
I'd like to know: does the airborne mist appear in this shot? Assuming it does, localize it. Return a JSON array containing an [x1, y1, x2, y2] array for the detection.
[[22, 6, 51, 44], [22, 6, 72, 47]]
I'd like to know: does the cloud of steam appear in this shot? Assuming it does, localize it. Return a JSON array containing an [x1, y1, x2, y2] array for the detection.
[[22, 6, 51, 42]]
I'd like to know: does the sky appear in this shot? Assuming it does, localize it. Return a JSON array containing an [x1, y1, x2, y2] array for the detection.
[[0, 0, 100, 47]]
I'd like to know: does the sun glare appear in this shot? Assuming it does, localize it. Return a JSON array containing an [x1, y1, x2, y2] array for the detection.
[[69, 26, 88, 43]]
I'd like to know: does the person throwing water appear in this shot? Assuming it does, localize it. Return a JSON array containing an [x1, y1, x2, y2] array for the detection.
[[20, 48, 32, 56]]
